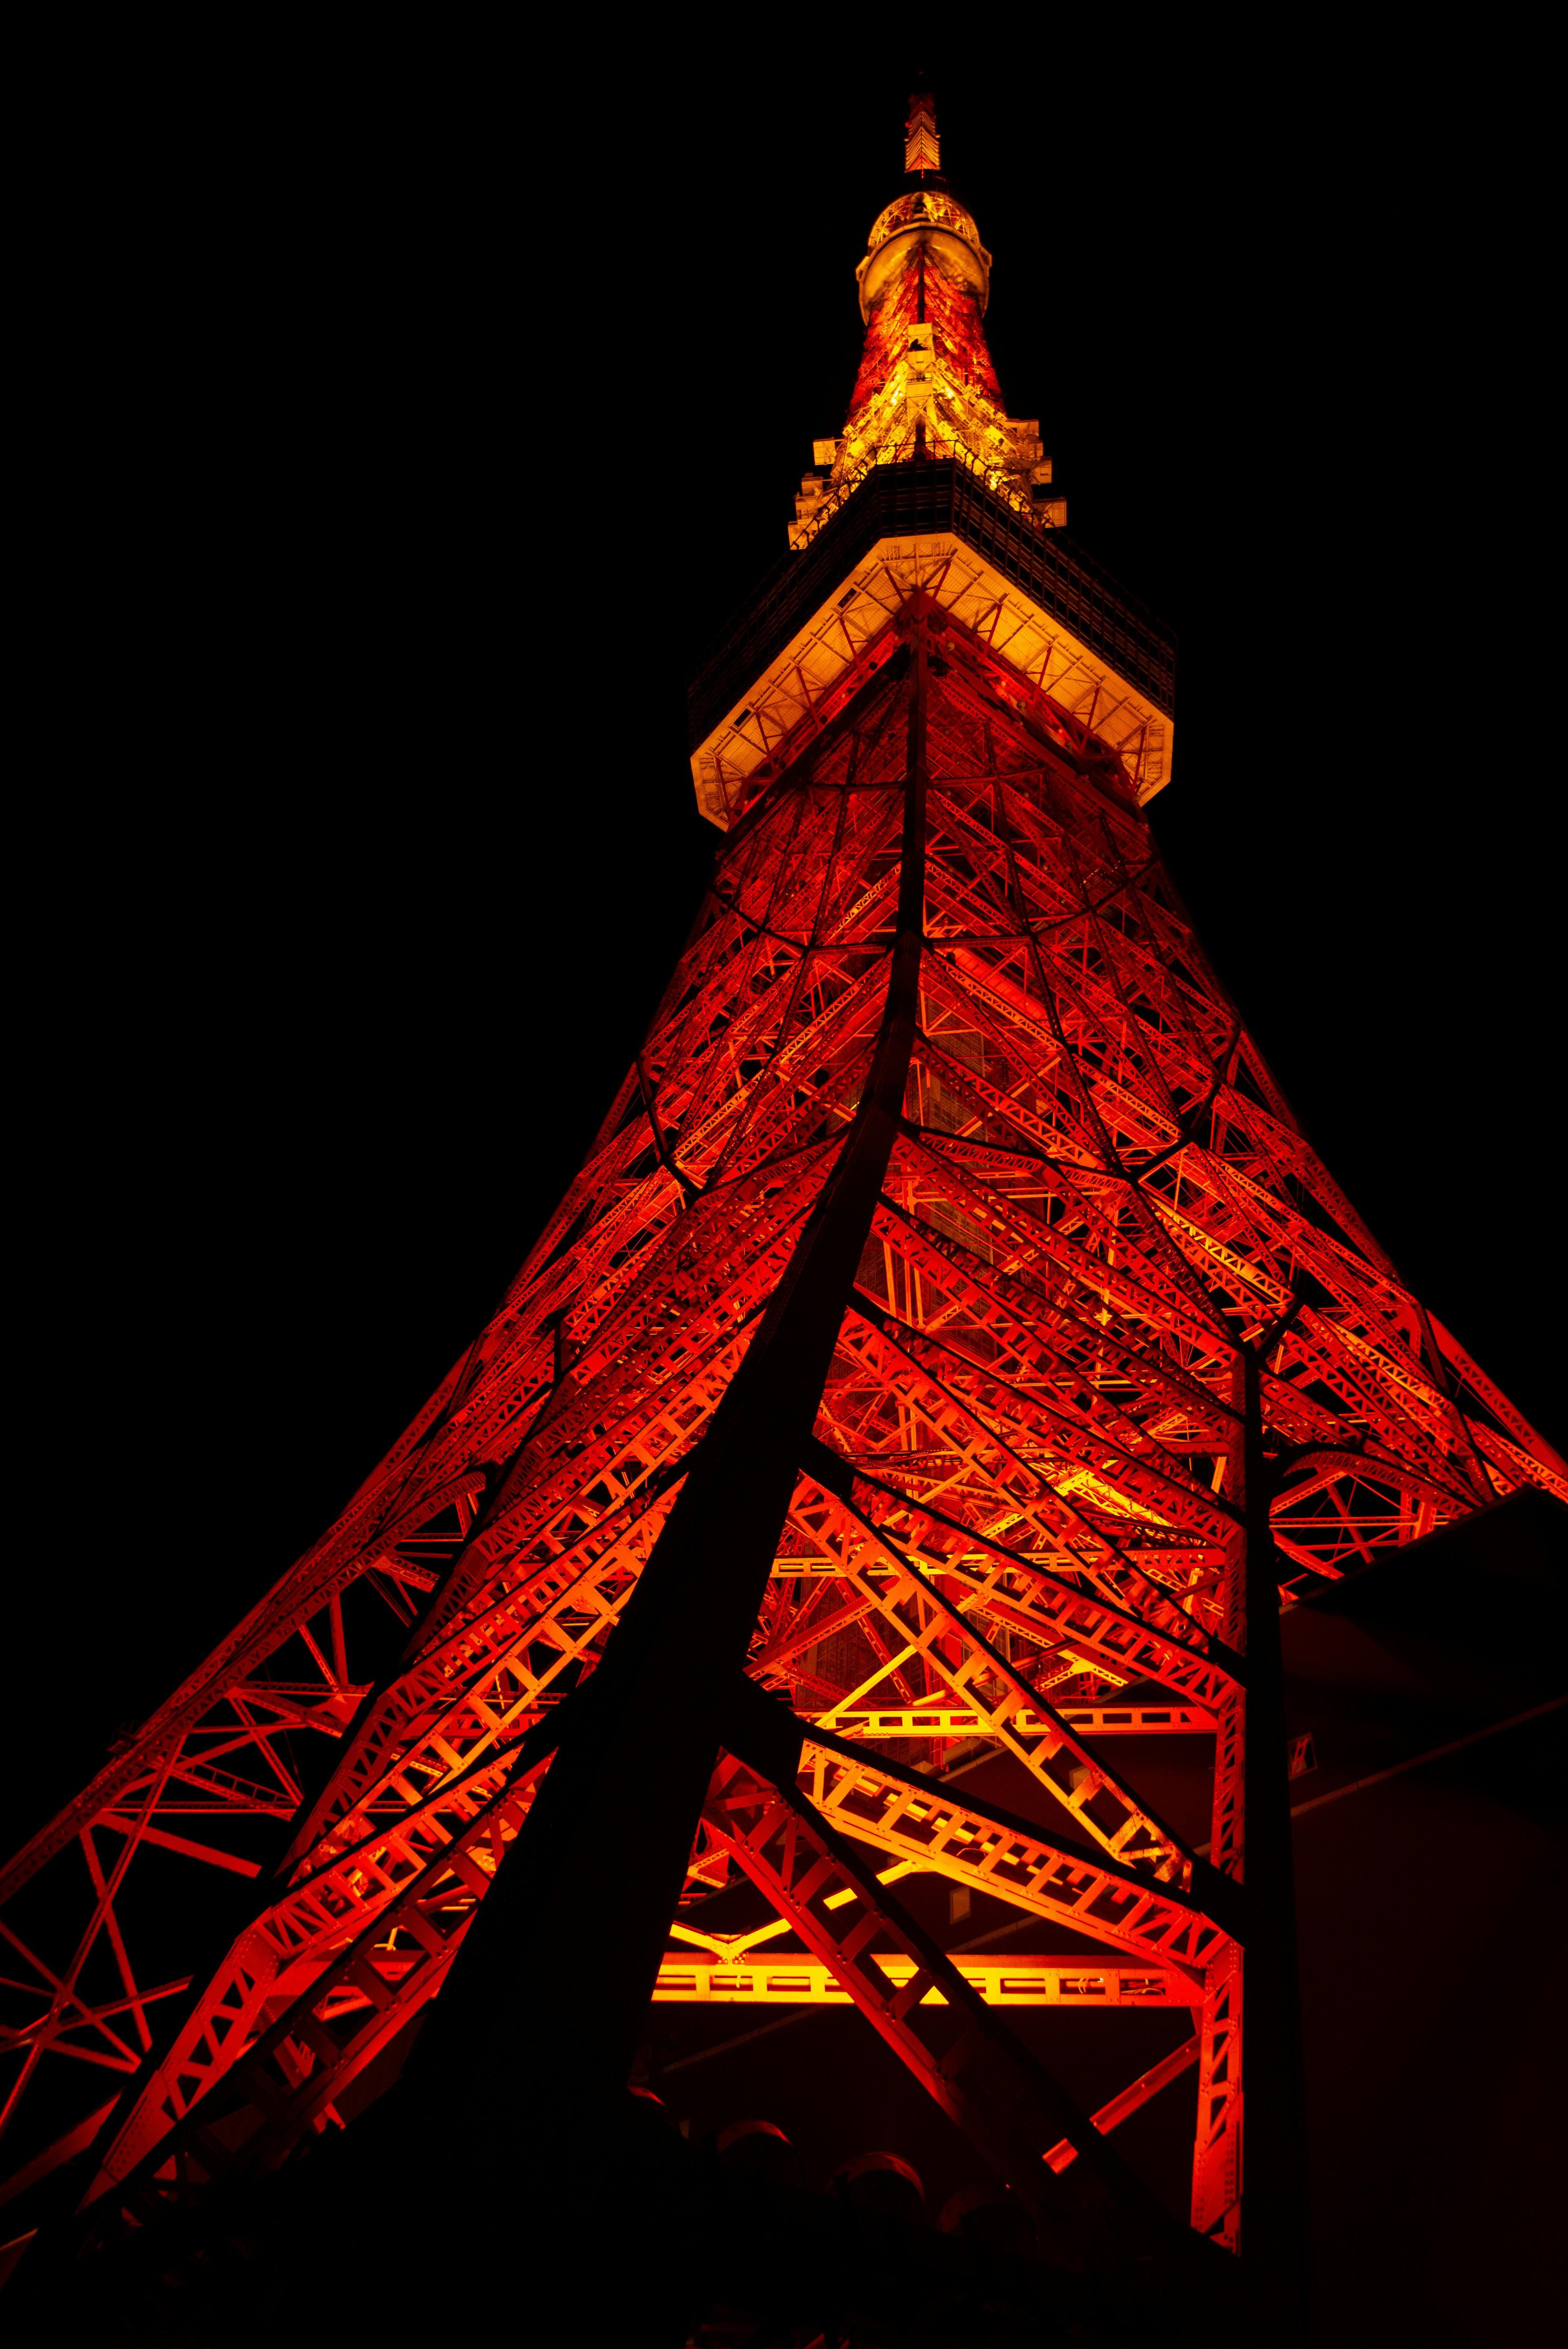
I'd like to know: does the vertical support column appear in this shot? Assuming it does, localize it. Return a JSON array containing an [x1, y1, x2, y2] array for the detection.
[[1193, 1372, 1246, 2244], [1194, 1350, 1310, 2335], [1191, 1937, 1243, 2245], [1238, 1346, 1312, 2334]]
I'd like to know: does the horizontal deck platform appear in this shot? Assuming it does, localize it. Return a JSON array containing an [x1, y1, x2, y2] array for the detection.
[[688, 457, 1176, 751]]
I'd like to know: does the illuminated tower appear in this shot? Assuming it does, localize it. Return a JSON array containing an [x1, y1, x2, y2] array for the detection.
[[4, 92, 1563, 2342]]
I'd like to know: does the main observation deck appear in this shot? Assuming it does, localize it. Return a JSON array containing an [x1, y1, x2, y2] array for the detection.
[[688, 457, 1177, 829]]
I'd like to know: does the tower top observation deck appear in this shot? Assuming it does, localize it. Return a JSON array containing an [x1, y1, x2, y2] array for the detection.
[[815, 91, 1048, 543]]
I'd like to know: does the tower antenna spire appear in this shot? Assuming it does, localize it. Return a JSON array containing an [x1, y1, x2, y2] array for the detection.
[[904, 86, 940, 174]]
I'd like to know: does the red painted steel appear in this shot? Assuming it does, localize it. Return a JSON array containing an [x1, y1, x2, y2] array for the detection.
[[849, 229, 1001, 418], [3, 89, 1563, 2322]]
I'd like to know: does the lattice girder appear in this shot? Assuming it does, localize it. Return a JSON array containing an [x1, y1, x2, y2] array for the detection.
[[4, 579, 1561, 2300]]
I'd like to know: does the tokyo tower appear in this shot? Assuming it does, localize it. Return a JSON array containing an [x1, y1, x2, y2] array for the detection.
[[4, 90, 1564, 2347]]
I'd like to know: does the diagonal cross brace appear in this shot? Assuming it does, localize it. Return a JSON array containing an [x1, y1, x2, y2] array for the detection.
[[702, 1737, 1238, 2333]]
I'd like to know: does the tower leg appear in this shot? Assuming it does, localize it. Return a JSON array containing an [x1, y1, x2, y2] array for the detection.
[[1238, 1344, 1312, 2338], [452, 620, 926, 2085]]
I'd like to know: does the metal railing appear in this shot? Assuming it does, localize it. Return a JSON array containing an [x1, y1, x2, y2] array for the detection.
[[790, 426, 1045, 550]]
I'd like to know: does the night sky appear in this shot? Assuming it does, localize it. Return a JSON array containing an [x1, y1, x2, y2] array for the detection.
[[16, 51, 1558, 1865]]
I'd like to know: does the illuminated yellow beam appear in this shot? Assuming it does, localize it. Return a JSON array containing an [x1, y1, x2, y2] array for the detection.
[[653, 1955, 1195, 2006], [795, 1704, 1215, 1737], [767, 1552, 1215, 1574]]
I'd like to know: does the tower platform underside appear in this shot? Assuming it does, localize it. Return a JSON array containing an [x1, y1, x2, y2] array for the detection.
[[690, 459, 1176, 831]]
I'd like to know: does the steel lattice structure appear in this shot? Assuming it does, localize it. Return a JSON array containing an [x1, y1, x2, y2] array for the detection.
[[4, 90, 1564, 2338]]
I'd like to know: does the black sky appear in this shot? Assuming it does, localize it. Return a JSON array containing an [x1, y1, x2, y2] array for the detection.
[[16, 45, 1559, 1842]]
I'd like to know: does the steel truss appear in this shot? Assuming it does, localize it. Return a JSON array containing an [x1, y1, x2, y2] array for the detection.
[[5, 587, 1559, 2294], [4, 101, 1565, 2344]]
